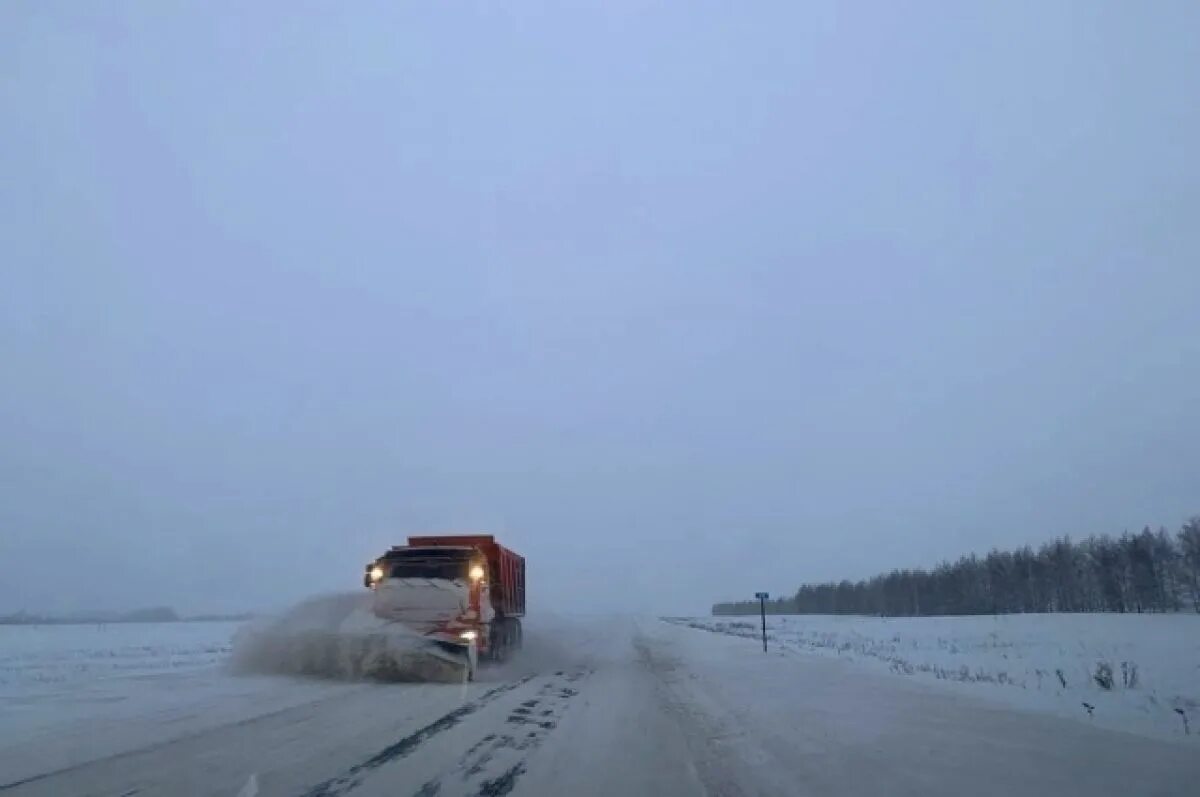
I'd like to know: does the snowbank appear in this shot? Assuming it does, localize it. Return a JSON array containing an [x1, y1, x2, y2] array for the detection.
[[671, 613, 1200, 742]]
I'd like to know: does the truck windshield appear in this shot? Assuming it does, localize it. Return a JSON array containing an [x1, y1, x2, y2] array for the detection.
[[385, 549, 471, 581]]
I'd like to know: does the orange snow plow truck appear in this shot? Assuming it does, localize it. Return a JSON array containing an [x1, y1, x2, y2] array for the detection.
[[363, 535, 525, 675]]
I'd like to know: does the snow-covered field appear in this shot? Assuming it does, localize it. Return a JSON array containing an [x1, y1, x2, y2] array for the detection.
[[672, 613, 1200, 742], [1, 621, 243, 737], [0, 620, 242, 742], [0, 621, 236, 693], [0, 619, 370, 784], [2, 613, 1198, 796]]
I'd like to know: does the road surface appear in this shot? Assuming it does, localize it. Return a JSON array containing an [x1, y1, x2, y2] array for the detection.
[[1, 617, 1196, 796]]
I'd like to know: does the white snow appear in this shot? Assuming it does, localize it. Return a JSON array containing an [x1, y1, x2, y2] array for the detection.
[[0, 620, 242, 740], [0, 616, 364, 785], [2, 614, 1198, 796], [236, 772, 259, 797], [0, 593, 500, 787], [231, 592, 472, 682], [0, 620, 236, 691], [673, 613, 1200, 742]]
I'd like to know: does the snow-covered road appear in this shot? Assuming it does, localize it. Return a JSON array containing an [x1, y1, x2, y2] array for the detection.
[[1, 617, 1197, 796]]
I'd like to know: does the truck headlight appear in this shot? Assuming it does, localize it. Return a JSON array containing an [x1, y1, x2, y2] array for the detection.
[[469, 564, 485, 581], [370, 566, 385, 582], [459, 630, 478, 641]]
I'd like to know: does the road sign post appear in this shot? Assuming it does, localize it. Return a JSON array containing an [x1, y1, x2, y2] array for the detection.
[[755, 592, 769, 652]]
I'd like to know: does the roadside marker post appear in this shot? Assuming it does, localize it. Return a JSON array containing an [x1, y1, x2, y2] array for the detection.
[[755, 592, 769, 652]]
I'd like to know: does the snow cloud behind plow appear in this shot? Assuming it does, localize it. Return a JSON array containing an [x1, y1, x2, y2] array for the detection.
[[231, 593, 470, 683]]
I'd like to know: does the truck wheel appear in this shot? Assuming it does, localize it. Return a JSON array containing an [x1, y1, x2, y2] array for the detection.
[[490, 619, 513, 663], [496, 620, 510, 663], [505, 619, 517, 658], [483, 624, 501, 664]]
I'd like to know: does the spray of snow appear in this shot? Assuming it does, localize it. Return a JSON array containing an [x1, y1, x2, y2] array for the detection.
[[236, 773, 259, 797], [230, 593, 468, 682]]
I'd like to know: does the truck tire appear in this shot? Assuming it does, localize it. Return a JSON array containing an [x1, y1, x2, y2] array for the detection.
[[497, 619, 511, 663], [488, 618, 518, 663], [484, 621, 503, 663]]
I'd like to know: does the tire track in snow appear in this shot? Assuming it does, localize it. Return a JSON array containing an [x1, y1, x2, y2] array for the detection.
[[476, 763, 525, 797], [297, 676, 535, 797], [409, 668, 592, 797], [0, 690, 367, 793]]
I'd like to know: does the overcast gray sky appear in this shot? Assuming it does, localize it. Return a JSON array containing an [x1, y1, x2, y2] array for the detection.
[[3, 1, 1198, 616]]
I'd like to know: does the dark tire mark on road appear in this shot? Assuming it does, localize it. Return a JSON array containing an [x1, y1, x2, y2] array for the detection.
[[298, 676, 535, 797], [477, 763, 525, 797], [463, 734, 496, 758], [463, 734, 513, 778], [406, 667, 591, 797]]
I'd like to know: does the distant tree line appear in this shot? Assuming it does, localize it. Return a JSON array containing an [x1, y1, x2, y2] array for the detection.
[[0, 607, 253, 625], [0, 607, 181, 625], [714, 517, 1200, 617]]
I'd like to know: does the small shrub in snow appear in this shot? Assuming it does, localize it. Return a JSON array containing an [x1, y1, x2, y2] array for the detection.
[[1174, 708, 1190, 735], [1121, 661, 1139, 689], [1056, 668, 1068, 689], [1094, 661, 1115, 691]]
